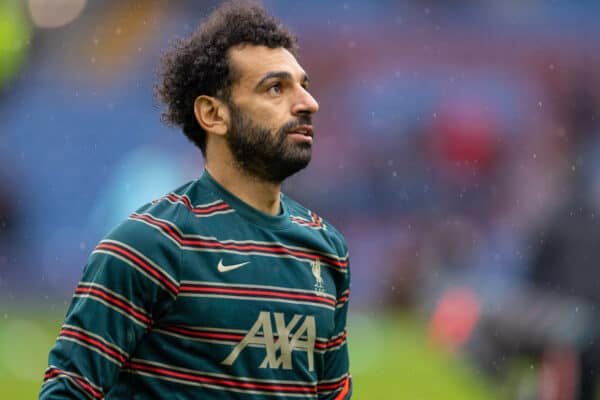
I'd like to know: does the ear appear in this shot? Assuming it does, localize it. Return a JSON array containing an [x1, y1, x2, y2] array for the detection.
[[194, 95, 229, 136]]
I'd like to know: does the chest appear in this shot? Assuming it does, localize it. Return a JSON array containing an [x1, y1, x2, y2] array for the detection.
[[172, 251, 336, 337]]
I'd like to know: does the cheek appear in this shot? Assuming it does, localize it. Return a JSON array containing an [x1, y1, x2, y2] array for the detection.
[[263, 118, 288, 139], [236, 97, 290, 134], [253, 101, 289, 129]]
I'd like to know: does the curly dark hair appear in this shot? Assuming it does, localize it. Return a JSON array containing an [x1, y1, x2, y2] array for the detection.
[[155, 1, 298, 156]]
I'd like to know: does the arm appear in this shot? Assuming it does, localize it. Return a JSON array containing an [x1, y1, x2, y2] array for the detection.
[[319, 252, 352, 400], [39, 217, 181, 399]]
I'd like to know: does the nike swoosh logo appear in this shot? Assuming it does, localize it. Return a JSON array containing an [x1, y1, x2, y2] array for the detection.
[[217, 259, 251, 273]]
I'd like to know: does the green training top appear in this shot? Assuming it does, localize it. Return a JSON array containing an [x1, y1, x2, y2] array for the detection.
[[40, 170, 352, 399]]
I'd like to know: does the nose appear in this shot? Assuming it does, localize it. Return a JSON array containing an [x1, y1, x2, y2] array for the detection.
[[292, 86, 319, 116]]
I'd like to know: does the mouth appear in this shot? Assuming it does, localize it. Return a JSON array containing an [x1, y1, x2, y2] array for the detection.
[[287, 125, 313, 138]]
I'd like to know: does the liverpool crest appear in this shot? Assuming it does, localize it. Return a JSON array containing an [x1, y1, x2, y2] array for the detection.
[[311, 258, 326, 295]]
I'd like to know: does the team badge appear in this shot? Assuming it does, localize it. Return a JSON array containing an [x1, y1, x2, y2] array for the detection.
[[312, 258, 326, 295]]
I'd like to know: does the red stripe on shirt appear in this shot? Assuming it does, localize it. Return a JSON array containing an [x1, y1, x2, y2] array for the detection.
[[44, 367, 104, 399], [126, 361, 316, 393], [75, 286, 152, 327], [96, 242, 178, 295], [165, 194, 231, 214], [315, 332, 347, 349], [161, 325, 245, 341], [131, 213, 348, 268], [317, 376, 348, 391], [179, 285, 336, 307], [60, 328, 127, 364]]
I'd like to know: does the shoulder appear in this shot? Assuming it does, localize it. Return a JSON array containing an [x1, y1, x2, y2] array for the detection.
[[283, 194, 348, 257], [85, 182, 209, 287], [130, 178, 232, 225], [103, 179, 223, 248]]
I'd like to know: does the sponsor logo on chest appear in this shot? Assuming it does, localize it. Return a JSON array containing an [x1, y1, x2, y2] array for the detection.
[[222, 311, 316, 371]]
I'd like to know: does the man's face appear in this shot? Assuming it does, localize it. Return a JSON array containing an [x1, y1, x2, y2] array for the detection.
[[225, 45, 319, 183]]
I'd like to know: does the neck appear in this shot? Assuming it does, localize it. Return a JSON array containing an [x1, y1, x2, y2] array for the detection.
[[205, 159, 282, 216]]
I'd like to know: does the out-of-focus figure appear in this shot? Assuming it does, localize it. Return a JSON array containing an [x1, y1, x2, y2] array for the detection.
[[466, 73, 600, 400], [527, 78, 600, 400]]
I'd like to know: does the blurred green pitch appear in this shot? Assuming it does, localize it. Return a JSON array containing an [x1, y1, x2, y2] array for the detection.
[[0, 310, 495, 399]]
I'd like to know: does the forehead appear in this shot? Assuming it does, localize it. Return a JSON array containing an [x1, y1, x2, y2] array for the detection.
[[228, 45, 305, 87]]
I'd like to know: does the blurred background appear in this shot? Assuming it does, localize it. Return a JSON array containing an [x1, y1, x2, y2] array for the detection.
[[2, 0, 600, 398]]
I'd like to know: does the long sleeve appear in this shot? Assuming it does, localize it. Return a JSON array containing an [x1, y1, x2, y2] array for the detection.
[[319, 252, 352, 400], [39, 216, 181, 399]]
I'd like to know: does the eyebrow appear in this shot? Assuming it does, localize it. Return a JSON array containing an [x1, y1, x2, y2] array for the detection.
[[254, 71, 310, 89]]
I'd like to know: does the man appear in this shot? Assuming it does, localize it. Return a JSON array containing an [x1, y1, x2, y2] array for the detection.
[[40, 2, 351, 399]]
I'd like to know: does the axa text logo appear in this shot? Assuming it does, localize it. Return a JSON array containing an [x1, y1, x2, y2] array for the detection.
[[222, 311, 316, 371]]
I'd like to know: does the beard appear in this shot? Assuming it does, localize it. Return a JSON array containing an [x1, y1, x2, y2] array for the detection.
[[225, 102, 313, 184]]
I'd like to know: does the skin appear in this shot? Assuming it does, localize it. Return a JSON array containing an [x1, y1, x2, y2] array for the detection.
[[193, 45, 319, 215]]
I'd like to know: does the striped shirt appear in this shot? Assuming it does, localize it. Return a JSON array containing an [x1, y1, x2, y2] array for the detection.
[[40, 170, 352, 399]]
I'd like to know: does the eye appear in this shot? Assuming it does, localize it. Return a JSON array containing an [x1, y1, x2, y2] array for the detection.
[[268, 83, 282, 95]]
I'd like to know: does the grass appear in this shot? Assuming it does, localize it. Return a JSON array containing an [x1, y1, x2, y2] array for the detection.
[[349, 312, 496, 399], [0, 308, 497, 399]]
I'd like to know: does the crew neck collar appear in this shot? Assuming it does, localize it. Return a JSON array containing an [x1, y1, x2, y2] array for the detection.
[[199, 170, 291, 230]]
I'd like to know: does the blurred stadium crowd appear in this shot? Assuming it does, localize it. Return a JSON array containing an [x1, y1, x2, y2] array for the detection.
[[3, 0, 600, 398]]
